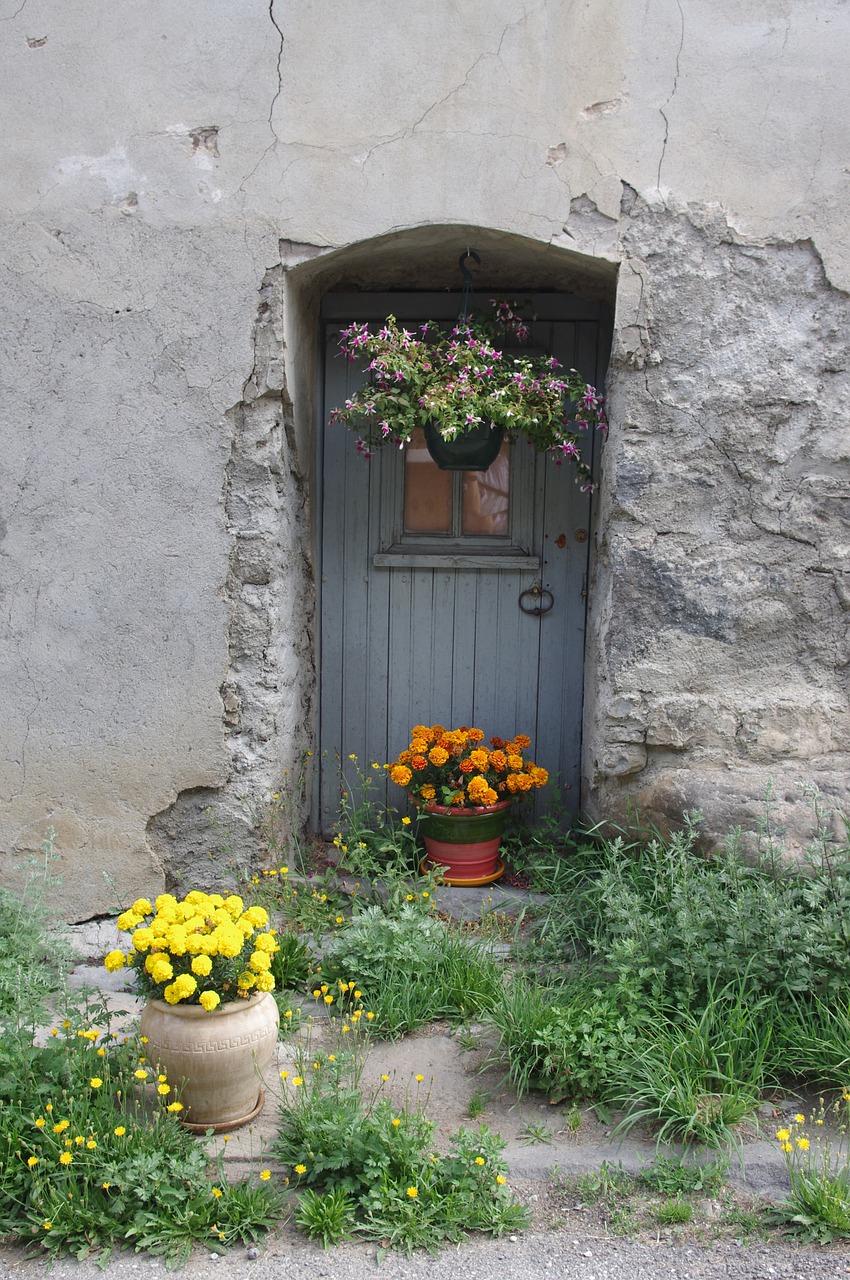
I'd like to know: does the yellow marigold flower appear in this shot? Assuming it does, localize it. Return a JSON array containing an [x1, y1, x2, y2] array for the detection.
[[132, 897, 153, 916], [116, 910, 142, 932], [260, 1169, 271, 1181], [191, 954, 213, 977], [253, 932, 277, 953], [89, 1077, 103, 1089], [255, 970, 275, 992], [406, 1186, 418, 1198], [104, 949, 126, 972], [199, 990, 221, 1011], [114, 1125, 126, 1136], [390, 764, 413, 787], [428, 746, 449, 767], [131, 927, 155, 952], [59, 1152, 73, 1165]]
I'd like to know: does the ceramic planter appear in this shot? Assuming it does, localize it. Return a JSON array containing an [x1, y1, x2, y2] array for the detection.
[[139, 991, 279, 1133], [419, 800, 511, 885]]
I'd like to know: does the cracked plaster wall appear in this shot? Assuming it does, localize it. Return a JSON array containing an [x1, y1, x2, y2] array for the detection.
[[1, 0, 848, 917]]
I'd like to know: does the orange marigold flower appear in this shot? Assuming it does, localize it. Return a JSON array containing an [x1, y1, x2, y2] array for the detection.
[[467, 728, 485, 743], [507, 753, 524, 771], [431, 724, 445, 738], [467, 775, 491, 803], [490, 736, 504, 748], [420, 785, 436, 801], [459, 758, 476, 773], [513, 734, 531, 749], [410, 738, 428, 754], [469, 748, 489, 769], [428, 746, 449, 767], [449, 790, 466, 806], [528, 766, 549, 787], [489, 750, 507, 771], [411, 755, 428, 770], [396, 749, 413, 764], [390, 765, 413, 787]]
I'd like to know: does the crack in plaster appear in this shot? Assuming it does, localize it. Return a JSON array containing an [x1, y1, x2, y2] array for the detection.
[[236, 0, 285, 195], [656, 0, 685, 193]]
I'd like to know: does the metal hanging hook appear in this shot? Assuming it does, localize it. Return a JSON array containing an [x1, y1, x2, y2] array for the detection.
[[458, 248, 481, 322]]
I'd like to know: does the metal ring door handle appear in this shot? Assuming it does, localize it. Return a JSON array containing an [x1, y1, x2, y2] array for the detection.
[[518, 584, 554, 616]]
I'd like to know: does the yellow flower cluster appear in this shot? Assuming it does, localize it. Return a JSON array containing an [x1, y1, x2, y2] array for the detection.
[[105, 891, 279, 1009], [387, 724, 548, 808]]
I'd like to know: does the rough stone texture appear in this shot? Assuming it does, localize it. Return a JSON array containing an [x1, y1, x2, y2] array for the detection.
[[583, 197, 850, 851], [1, 0, 849, 916]]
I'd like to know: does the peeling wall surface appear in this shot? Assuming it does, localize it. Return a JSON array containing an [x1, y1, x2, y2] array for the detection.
[[1, 0, 848, 918]]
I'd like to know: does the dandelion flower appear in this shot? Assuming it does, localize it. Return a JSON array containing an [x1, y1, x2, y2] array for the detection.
[[114, 1125, 126, 1136], [59, 1152, 73, 1165], [797, 1137, 811, 1150], [406, 1186, 418, 1198]]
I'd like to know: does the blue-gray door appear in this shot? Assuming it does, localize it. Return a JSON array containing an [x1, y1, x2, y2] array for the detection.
[[317, 292, 609, 829]]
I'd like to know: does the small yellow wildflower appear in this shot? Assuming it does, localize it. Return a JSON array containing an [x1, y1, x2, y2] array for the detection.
[[294, 1163, 307, 1175], [775, 1128, 791, 1142], [260, 1169, 271, 1181], [366, 1011, 375, 1020], [406, 1186, 418, 1198], [381, 1073, 390, 1082], [284, 1010, 293, 1019], [166, 1102, 184, 1113], [292, 1076, 303, 1087], [59, 1152, 73, 1165], [797, 1137, 811, 1150], [324, 994, 334, 1005], [474, 1156, 485, 1165], [211, 1187, 223, 1199], [328, 1054, 336, 1062], [89, 1077, 103, 1089], [392, 1118, 401, 1127], [157, 1084, 170, 1095], [794, 1113, 806, 1124], [34, 1117, 46, 1129], [114, 1125, 126, 1136], [134, 1069, 148, 1080], [401, 816, 411, 826], [27, 1156, 38, 1168], [496, 1175, 507, 1185], [42, 1222, 52, 1231], [335, 916, 344, 925], [280, 1070, 289, 1080], [415, 1074, 424, 1083], [87, 1139, 97, 1150]]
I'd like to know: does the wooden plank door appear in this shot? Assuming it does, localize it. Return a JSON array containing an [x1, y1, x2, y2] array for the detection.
[[316, 291, 609, 829]]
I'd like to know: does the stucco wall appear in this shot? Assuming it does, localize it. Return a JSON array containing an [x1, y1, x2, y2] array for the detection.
[[1, 0, 848, 918]]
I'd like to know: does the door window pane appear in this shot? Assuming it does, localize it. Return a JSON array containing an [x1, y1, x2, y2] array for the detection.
[[403, 428, 451, 532], [462, 443, 510, 534]]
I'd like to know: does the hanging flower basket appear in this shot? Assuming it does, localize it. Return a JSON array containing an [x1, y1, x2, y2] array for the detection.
[[330, 299, 606, 489]]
